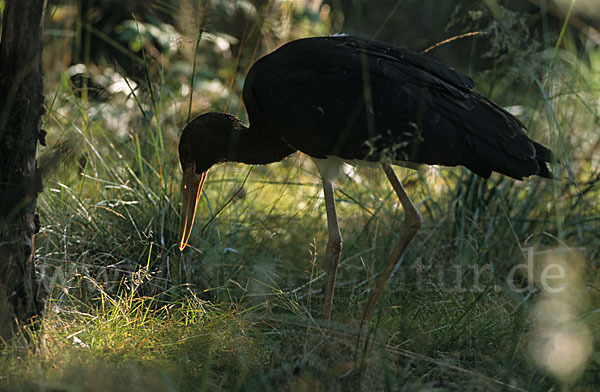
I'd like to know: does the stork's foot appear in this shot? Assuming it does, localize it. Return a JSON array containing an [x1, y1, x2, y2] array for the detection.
[[360, 164, 422, 326]]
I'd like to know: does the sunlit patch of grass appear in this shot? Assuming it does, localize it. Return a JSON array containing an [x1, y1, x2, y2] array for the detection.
[[0, 291, 269, 392]]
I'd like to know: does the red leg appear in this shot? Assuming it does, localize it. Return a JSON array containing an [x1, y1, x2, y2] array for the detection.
[[361, 164, 422, 323]]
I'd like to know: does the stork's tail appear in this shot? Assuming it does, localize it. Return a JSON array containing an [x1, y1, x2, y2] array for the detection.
[[458, 95, 555, 181]]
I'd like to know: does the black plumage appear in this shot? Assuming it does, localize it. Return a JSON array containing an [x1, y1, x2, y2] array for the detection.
[[240, 35, 552, 179], [178, 35, 553, 320]]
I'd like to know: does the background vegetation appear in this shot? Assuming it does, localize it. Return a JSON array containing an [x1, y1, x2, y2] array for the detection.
[[0, 0, 598, 390]]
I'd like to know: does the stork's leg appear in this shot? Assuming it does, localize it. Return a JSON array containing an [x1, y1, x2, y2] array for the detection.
[[322, 177, 342, 320], [361, 164, 422, 323]]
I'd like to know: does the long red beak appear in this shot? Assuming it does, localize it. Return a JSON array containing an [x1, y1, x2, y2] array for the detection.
[[179, 165, 207, 251]]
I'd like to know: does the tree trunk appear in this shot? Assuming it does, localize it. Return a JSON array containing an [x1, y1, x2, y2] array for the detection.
[[0, 0, 46, 342]]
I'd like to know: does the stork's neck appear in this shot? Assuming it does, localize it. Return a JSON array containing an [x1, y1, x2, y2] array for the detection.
[[221, 118, 296, 165], [181, 113, 296, 172]]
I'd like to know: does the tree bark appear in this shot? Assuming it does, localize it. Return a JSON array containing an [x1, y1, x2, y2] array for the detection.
[[0, 0, 46, 342]]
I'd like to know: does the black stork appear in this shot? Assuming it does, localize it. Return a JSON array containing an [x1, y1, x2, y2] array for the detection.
[[178, 35, 553, 321]]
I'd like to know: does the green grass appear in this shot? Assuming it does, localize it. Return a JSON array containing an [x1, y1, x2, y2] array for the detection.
[[1, 2, 600, 391]]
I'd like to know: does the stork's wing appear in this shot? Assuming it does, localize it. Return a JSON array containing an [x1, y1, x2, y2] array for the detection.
[[349, 36, 475, 92], [244, 35, 552, 179]]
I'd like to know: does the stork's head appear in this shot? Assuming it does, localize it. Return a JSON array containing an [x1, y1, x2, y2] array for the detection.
[[178, 112, 242, 250]]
